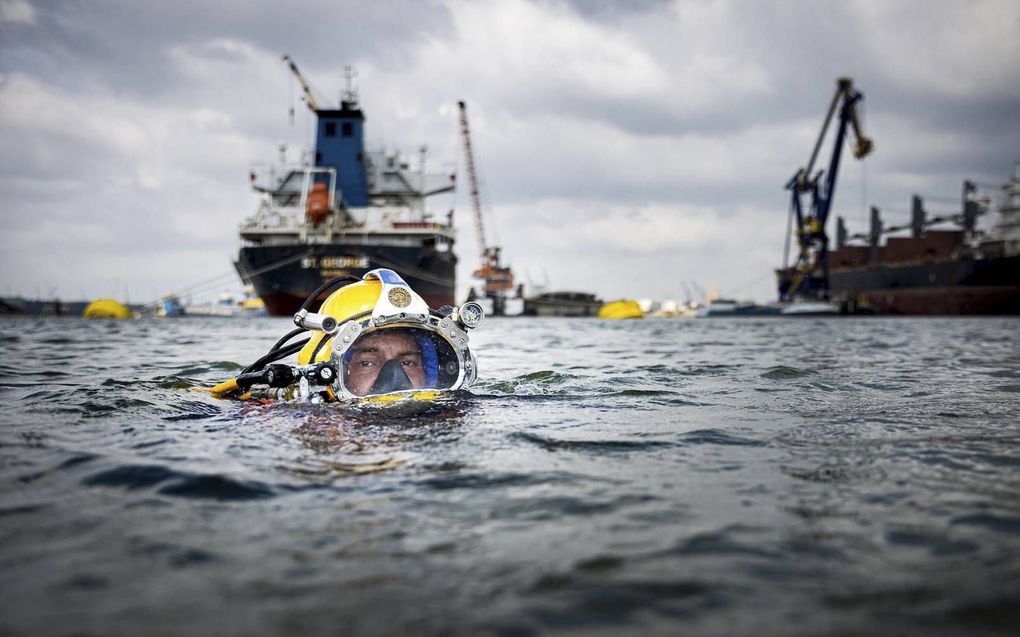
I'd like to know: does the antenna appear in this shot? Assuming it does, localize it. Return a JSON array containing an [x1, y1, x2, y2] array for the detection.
[[342, 65, 359, 105]]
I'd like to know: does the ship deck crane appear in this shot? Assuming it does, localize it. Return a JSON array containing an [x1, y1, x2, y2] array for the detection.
[[457, 100, 515, 313], [779, 77, 874, 302], [282, 54, 320, 114]]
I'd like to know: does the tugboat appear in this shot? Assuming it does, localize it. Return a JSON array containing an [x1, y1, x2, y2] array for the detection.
[[234, 58, 457, 315]]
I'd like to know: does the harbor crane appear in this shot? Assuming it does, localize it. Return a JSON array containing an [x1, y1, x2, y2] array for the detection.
[[778, 77, 874, 302], [457, 100, 515, 314]]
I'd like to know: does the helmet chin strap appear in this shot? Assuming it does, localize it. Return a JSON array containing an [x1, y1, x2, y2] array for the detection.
[[368, 359, 414, 394]]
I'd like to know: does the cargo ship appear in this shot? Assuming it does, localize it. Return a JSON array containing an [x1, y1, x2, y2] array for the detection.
[[234, 59, 457, 315], [777, 167, 1020, 315]]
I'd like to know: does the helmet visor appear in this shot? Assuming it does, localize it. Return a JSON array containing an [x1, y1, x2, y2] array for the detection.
[[338, 326, 462, 397]]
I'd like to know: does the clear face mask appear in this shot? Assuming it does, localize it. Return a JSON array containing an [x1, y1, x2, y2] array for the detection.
[[338, 326, 465, 397]]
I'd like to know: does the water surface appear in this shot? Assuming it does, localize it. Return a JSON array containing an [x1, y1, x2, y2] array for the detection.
[[1, 316, 1018, 636]]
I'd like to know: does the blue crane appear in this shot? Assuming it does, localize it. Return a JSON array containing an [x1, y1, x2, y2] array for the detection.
[[778, 77, 873, 302]]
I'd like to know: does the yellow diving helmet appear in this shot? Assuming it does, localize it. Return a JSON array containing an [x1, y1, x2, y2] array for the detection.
[[292, 268, 482, 402], [210, 269, 484, 404]]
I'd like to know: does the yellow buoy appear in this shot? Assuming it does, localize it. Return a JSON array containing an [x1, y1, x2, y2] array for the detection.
[[598, 299, 644, 320], [82, 298, 133, 319]]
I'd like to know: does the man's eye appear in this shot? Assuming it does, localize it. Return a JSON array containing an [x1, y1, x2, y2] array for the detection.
[[358, 360, 374, 368], [401, 359, 418, 367]]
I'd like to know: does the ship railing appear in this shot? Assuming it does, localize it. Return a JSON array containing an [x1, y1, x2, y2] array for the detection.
[[241, 201, 456, 244], [249, 162, 330, 193], [240, 201, 308, 232]]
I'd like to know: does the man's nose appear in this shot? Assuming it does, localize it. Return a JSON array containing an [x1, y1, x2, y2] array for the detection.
[[369, 359, 414, 394]]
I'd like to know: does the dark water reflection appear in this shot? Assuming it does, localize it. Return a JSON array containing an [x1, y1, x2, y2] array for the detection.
[[1, 315, 1018, 636]]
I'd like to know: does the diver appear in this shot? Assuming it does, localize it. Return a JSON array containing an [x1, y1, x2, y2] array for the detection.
[[210, 269, 484, 404]]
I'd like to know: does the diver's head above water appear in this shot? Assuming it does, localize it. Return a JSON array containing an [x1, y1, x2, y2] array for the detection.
[[209, 268, 484, 403], [345, 329, 427, 396]]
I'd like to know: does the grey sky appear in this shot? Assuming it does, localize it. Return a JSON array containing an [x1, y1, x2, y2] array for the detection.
[[2, 0, 1018, 304]]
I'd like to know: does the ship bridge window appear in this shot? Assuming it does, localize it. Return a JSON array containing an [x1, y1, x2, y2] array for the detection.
[[324, 122, 337, 137], [342, 122, 353, 137]]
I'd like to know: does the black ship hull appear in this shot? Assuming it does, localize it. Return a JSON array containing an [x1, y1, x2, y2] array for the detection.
[[236, 243, 456, 316], [778, 255, 1020, 315]]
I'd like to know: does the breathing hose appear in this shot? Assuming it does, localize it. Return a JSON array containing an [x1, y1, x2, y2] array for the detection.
[[211, 274, 361, 397], [269, 326, 307, 354], [242, 337, 311, 375], [300, 275, 360, 312], [210, 338, 312, 396], [307, 333, 330, 364]]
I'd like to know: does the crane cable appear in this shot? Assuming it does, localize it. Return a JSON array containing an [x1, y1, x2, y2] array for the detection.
[[859, 98, 869, 227]]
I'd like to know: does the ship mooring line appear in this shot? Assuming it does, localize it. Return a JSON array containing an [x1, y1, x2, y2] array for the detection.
[[234, 250, 314, 283], [141, 251, 314, 311]]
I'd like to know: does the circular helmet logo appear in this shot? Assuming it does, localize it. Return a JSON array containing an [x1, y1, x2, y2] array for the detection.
[[388, 287, 412, 308]]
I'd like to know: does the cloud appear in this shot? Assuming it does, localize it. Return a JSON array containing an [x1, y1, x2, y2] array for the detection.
[[1, 0, 1018, 306], [0, 69, 261, 299], [0, 0, 34, 25], [849, 0, 1020, 99]]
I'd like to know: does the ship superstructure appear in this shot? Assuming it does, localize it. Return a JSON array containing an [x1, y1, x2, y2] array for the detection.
[[234, 59, 457, 315]]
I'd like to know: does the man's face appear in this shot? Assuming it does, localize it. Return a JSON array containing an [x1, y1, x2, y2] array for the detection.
[[345, 330, 426, 396]]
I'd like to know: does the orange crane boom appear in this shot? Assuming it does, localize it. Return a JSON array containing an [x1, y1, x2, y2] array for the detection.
[[457, 101, 514, 294]]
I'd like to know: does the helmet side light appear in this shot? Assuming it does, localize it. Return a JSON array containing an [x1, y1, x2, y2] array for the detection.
[[457, 302, 485, 329]]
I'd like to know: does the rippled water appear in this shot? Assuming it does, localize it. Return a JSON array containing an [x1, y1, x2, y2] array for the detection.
[[1, 315, 1018, 636]]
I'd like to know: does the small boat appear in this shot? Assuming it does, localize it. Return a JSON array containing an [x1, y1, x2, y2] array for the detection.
[[780, 301, 842, 316], [697, 299, 782, 318], [522, 291, 603, 317]]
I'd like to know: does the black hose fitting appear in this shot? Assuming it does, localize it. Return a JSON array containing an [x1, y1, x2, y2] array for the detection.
[[263, 364, 297, 388]]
